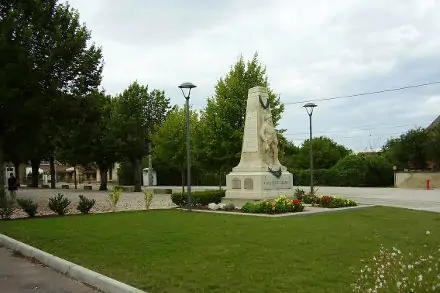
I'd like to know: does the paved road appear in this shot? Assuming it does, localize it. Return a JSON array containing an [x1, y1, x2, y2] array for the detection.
[[0, 245, 98, 293]]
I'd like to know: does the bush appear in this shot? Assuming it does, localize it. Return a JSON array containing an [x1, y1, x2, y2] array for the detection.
[[293, 188, 305, 199], [0, 190, 14, 219], [48, 193, 71, 215], [242, 196, 304, 214], [17, 198, 38, 217], [76, 195, 95, 214], [293, 154, 393, 187], [318, 195, 357, 208], [108, 187, 122, 211], [171, 190, 226, 207], [300, 193, 319, 204]]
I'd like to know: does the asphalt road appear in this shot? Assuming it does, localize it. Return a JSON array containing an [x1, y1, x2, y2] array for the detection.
[[0, 245, 98, 293]]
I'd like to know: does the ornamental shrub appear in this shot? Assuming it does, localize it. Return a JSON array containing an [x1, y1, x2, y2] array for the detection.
[[48, 193, 71, 215], [108, 187, 122, 212], [292, 153, 393, 187], [317, 195, 357, 208], [171, 190, 225, 207], [293, 188, 305, 200], [17, 198, 38, 217], [143, 190, 153, 210], [76, 195, 95, 214], [242, 196, 304, 214]]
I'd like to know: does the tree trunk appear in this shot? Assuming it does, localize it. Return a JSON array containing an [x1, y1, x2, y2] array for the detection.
[[49, 155, 56, 189], [74, 166, 77, 189], [0, 141, 5, 194], [13, 161, 20, 187], [148, 143, 153, 186], [133, 158, 141, 192], [181, 167, 185, 195], [218, 170, 222, 190], [31, 159, 40, 187], [99, 167, 108, 191]]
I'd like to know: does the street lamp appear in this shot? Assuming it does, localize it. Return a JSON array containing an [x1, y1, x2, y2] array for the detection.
[[303, 102, 317, 195], [178, 82, 196, 211]]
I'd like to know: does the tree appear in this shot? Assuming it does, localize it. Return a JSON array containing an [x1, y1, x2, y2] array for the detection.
[[293, 136, 351, 169], [278, 135, 299, 170], [426, 124, 440, 170], [57, 91, 119, 190], [200, 54, 284, 175], [152, 106, 199, 193], [0, 0, 103, 188], [114, 82, 170, 191], [383, 128, 429, 170]]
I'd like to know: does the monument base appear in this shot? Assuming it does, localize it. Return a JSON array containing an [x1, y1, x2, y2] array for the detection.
[[223, 171, 294, 207]]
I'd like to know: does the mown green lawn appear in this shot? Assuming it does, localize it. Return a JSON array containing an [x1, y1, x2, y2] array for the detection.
[[0, 207, 439, 292]]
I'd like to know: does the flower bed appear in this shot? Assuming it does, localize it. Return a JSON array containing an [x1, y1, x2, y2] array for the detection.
[[242, 196, 304, 214], [294, 188, 357, 208]]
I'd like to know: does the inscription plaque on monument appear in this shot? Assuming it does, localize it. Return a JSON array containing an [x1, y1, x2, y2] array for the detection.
[[232, 178, 241, 189], [262, 174, 292, 190], [242, 111, 258, 152], [244, 178, 253, 190]]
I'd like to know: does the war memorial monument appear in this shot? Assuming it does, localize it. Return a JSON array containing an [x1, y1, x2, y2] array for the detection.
[[223, 86, 294, 205]]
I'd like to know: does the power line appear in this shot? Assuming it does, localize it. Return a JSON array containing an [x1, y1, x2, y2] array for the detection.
[[285, 81, 440, 105], [284, 123, 414, 136]]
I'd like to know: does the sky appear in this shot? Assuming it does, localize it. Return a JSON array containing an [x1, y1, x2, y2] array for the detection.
[[68, 0, 440, 151]]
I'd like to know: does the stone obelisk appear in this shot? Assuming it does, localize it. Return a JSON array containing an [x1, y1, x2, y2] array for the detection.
[[223, 86, 293, 205]]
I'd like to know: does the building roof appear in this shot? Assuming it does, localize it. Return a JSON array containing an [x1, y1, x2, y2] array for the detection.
[[428, 115, 440, 129]]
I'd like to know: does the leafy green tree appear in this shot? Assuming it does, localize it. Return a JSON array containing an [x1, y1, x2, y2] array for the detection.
[[278, 135, 299, 170], [114, 82, 170, 191], [293, 136, 351, 169], [57, 91, 119, 190], [152, 106, 199, 193], [383, 128, 429, 170], [0, 0, 103, 188], [200, 54, 284, 175]]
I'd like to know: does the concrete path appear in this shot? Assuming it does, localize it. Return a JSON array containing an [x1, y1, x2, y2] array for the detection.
[[0, 245, 98, 293]]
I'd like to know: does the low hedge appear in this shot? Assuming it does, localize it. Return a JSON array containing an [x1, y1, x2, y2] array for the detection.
[[172, 190, 226, 207], [292, 153, 393, 187]]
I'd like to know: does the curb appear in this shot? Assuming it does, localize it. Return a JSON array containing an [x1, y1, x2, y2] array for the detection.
[[179, 204, 375, 217], [0, 234, 145, 293]]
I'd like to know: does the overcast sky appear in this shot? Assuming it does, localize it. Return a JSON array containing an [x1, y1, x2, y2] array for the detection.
[[68, 0, 440, 151]]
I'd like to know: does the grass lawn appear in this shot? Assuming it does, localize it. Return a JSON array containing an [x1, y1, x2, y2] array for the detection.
[[1, 207, 439, 292]]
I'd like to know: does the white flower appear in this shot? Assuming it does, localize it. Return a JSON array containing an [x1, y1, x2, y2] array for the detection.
[[397, 281, 402, 288], [426, 230, 431, 235], [417, 274, 423, 281]]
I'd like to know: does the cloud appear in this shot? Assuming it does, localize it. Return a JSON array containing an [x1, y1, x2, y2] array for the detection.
[[67, 0, 440, 151]]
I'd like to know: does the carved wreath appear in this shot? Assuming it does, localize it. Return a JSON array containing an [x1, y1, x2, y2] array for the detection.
[[268, 166, 282, 178], [259, 95, 270, 109]]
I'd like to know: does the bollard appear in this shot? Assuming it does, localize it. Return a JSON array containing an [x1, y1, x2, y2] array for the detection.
[[426, 179, 430, 190]]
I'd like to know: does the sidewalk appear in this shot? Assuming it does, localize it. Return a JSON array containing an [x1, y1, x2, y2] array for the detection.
[[0, 245, 98, 293]]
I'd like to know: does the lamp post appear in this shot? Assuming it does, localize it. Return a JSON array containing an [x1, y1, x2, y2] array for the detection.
[[178, 82, 196, 211], [303, 102, 317, 195]]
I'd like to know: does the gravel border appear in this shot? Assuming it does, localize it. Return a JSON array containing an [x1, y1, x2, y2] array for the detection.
[[0, 234, 146, 293], [179, 204, 375, 217]]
